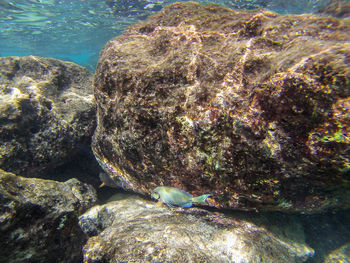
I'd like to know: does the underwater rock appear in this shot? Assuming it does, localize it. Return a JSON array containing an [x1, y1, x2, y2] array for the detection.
[[93, 2, 350, 212], [0, 56, 96, 177], [79, 197, 314, 262], [318, 0, 350, 18], [324, 243, 350, 263], [301, 208, 350, 263], [0, 169, 97, 263]]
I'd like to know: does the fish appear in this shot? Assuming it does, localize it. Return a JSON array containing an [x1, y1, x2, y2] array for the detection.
[[98, 172, 119, 188], [151, 186, 210, 208]]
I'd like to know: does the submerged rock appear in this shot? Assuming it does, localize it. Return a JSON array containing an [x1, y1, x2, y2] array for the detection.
[[0, 169, 97, 263], [93, 2, 350, 213], [318, 0, 350, 18], [0, 56, 95, 177], [324, 243, 350, 263], [79, 197, 314, 262], [301, 209, 350, 263]]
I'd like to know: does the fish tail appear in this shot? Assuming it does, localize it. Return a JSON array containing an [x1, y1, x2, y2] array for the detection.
[[192, 194, 211, 204]]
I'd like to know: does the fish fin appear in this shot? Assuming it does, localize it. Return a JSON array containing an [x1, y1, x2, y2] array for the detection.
[[192, 194, 211, 204], [99, 182, 106, 188], [181, 203, 193, 208]]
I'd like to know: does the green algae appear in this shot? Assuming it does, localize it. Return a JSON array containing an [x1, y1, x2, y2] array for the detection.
[[320, 131, 349, 144]]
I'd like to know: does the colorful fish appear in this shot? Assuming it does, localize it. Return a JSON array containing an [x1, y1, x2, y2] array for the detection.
[[151, 186, 211, 208]]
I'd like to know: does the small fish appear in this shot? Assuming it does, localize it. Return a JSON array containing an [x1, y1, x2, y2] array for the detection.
[[151, 186, 210, 208], [98, 172, 119, 188]]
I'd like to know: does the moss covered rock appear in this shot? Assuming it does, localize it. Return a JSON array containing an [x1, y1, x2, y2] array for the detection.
[[93, 2, 350, 212]]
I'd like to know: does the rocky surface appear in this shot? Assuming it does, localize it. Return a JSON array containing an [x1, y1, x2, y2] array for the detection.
[[0, 169, 97, 263], [92, 2, 350, 213], [324, 243, 350, 263], [79, 197, 314, 263], [318, 0, 350, 18], [0, 56, 95, 177]]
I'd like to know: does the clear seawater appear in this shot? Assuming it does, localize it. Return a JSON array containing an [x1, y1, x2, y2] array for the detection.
[[0, 0, 331, 72]]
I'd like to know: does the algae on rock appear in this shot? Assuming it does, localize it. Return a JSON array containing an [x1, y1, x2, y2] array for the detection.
[[92, 2, 350, 212]]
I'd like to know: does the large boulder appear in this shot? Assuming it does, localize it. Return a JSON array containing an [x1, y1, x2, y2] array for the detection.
[[79, 197, 314, 262], [0, 169, 97, 262], [0, 56, 95, 177], [92, 2, 350, 212]]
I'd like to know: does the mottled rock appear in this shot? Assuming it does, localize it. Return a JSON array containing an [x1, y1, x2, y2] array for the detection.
[[0, 169, 97, 263], [79, 197, 313, 263], [92, 2, 350, 212], [0, 56, 95, 176]]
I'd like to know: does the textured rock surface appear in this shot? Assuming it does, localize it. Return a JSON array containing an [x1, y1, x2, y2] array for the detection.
[[318, 0, 350, 18], [79, 197, 313, 263], [92, 2, 350, 212], [0, 169, 97, 263], [0, 56, 95, 176], [324, 243, 350, 263]]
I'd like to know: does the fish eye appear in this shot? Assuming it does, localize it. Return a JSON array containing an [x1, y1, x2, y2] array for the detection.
[[151, 192, 160, 200]]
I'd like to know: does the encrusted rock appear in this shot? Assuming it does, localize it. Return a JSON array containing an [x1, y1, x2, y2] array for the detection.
[[79, 197, 314, 263], [0, 169, 97, 263], [92, 2, 350, 212], [0, 56, 95, 176]]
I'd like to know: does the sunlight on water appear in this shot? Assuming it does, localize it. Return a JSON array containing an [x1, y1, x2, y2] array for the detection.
[[0, 0, 331, 71], [0, 0, 132, 70]]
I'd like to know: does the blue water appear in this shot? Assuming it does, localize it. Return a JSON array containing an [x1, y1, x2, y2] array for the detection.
[[0, 0, 331, 71]]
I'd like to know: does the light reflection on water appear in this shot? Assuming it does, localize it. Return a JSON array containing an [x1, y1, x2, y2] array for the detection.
[[0, 0, 331, 70]]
